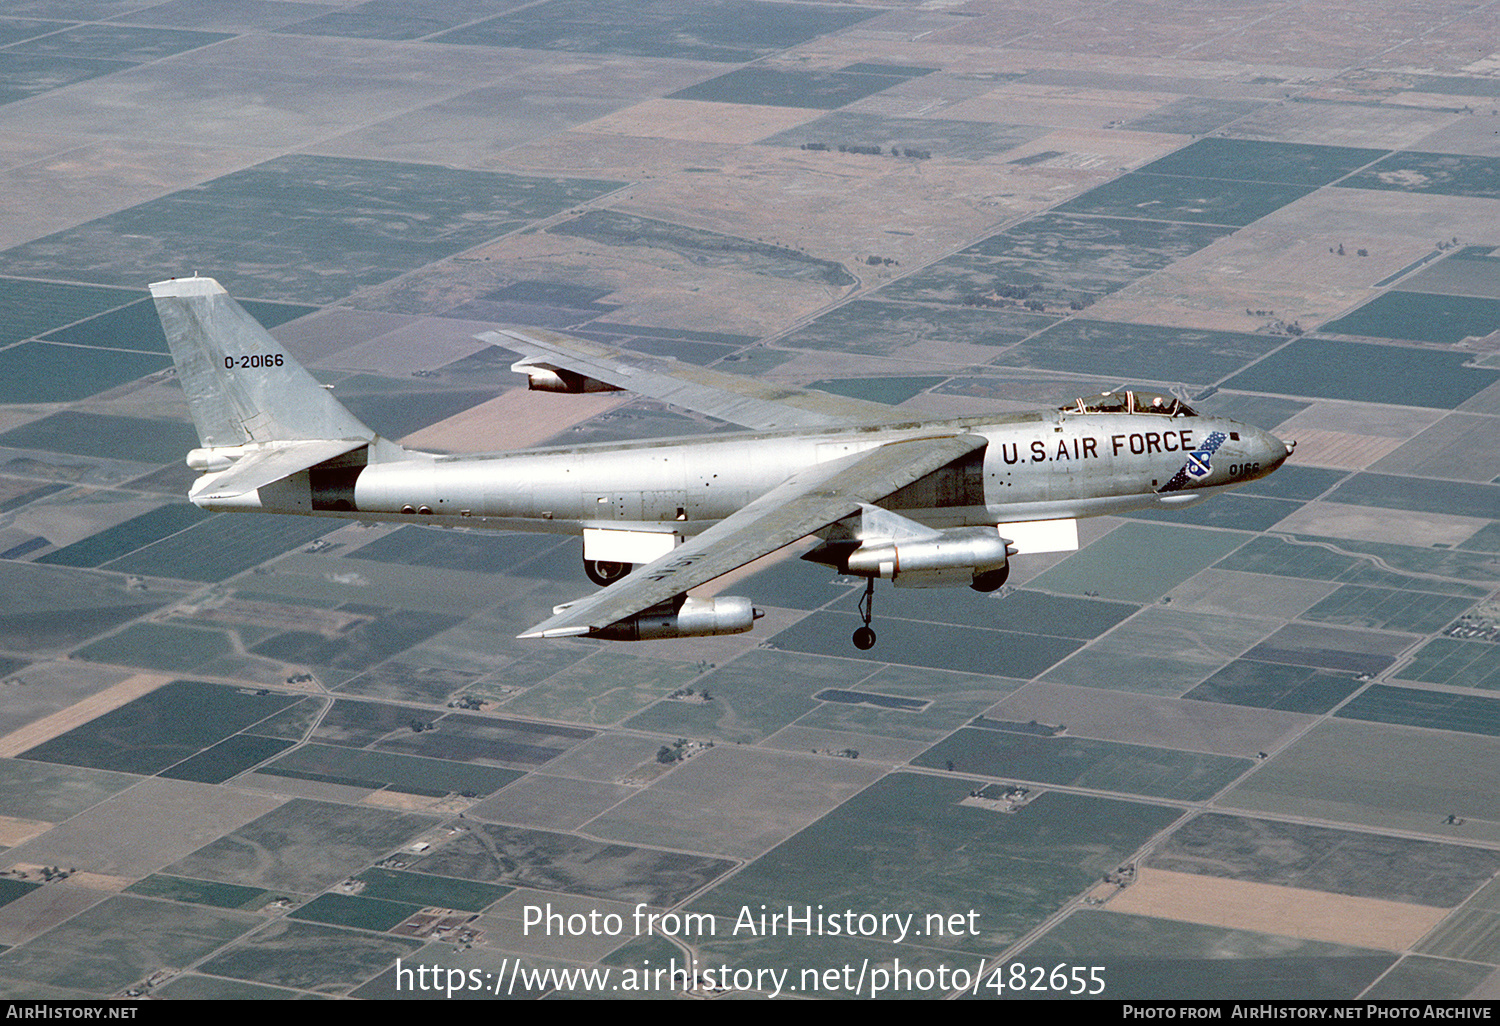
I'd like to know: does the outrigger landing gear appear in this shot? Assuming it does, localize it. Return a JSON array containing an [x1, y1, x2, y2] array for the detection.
[[853, 577, 877, 650], [585, 559, 632, 587]]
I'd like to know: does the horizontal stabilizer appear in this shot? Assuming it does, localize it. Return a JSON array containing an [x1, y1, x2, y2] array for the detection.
[[188, 439, 366, 503]]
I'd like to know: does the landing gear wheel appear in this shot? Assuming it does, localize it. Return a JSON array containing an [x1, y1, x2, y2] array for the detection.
[[971, 565, 1010, 593], [852, 576, 877, 650], [584, 559, 632, 586]]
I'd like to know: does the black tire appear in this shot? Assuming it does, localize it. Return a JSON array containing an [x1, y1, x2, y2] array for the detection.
[[585, 560, 632, 586], [970, 565, 1010, 593], [853, 626, 877, 650]]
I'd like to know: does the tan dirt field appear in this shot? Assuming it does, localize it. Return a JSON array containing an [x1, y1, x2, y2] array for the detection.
[[1106, 867, 1448, 950], [0, 672, 170, 758]]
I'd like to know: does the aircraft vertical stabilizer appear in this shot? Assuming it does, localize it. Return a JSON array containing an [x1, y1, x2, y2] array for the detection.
[[149, 275, 376, 449]]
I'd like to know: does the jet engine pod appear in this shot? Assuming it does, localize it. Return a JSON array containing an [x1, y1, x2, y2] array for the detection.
[[594, 595, 763, 641], [844, 526, 1009, 589], [513, 362, 624, 394]]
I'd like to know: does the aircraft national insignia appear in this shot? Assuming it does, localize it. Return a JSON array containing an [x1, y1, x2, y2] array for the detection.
[[1159, 431, 1227, 492]]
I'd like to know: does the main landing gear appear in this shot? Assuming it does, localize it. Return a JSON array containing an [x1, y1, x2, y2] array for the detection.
[[585, 559, 633, 586], [853, 576, 877, 650]]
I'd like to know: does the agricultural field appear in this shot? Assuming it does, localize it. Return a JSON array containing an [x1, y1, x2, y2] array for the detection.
[[0, 0, 1497, 1001]]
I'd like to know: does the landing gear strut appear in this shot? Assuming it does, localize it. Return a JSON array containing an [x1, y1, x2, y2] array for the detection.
[[853, 577, 877, 650], [585, 559, 632, 586]]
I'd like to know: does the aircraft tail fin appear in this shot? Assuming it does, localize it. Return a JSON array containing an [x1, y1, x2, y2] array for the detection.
[[149, 276, 376, 449]]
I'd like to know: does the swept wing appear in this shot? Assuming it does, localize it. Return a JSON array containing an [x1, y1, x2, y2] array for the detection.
[[481, 326, 912, 431], [520, 433, 988, 638]]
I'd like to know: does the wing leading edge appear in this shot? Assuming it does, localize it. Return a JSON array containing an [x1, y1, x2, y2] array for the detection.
[[518, 433, 988, 639], [481, 326, 911, 431]]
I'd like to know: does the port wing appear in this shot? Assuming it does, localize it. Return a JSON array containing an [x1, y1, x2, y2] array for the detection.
[[482, 326, 912, 431]]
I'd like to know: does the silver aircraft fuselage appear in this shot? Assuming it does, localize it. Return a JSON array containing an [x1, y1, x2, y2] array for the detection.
[[215, 407, 1289, 534]]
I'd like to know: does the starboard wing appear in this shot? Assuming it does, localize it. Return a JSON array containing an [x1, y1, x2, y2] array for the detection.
[[480, 326, 912, 431], [518, 433, 988, 639]]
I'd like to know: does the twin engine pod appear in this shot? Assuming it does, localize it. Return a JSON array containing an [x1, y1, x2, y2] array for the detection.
[[844, 526, 1013, 592], [513, 362, 623, 394], [593, 595, 763, 641]]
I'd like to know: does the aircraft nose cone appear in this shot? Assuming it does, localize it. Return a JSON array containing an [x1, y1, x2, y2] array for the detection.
[[1260, 430, 1293, 472]]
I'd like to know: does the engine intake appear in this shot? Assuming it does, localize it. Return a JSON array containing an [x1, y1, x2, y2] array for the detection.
[[594, 596, 762, 641]]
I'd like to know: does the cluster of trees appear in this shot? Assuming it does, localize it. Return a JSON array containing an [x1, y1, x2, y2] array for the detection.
[[800, 143, 933, 159]]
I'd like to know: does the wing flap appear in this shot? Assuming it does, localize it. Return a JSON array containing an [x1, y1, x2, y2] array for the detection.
[[519, 434, 987, 639], [482, 326, 908, 431]]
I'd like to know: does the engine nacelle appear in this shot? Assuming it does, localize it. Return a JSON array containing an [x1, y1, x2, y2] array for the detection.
[[593, 596, 762, 641], [513, 362, 623, 394], [844, 526, 1010, 589]]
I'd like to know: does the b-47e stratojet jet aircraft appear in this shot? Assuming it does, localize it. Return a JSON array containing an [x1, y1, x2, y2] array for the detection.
[[151, 276, 1294, 649]]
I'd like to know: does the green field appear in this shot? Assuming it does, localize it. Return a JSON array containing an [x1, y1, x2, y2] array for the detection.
[[1216, 535, 1491, 596], [1150, 812, 1500, 906], [0, 341, 171, 403], [195, 919, 423, 995], [1396, 638, 1500, 691], [1055, 172, 1315, 226], [428, 0, 879, 63], [346, 526, 563, 575], [74, 622, 233, 673], [5, 23, 230, 62], [1418, 877, 1500, 964], [1223, 338, 1500, 408], [624, 648, 848, 744], [0, 895, 258, 994], [125, 875, 272, 911], [692, 773, 1181, 953], [996, 320, 1286, 384], [1325, 472, 1500, 521], [1336, 684, 1500, 738], [1030, 522, 1252, 603], [0, 52, 123, 106], [915, 729, 1252, 801], [1182, 659, 1361, 714], [20, 680, 299, 775], [1339, 151, 1500, 198], [1300, 584, 1473, 633], [882, 213, 1234, 309], [250, 609, 464, 672], [1320, 291, 1500, 345], [289, 893, 421, 932], [771, 611, 1085, 679], [1223, 719, 1500, 841], [0, 411, 197, 464], [1136, 138, 1386, 187], [37, 503, 206, 568], [159, 734, 298, 784], [353, 868, 511, 912]]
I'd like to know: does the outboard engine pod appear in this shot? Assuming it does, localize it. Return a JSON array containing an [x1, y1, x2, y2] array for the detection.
[[595, 596, 762, 641]]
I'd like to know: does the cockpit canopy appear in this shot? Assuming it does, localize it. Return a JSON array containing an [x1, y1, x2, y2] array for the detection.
[[1064, 390, 1196, 417]]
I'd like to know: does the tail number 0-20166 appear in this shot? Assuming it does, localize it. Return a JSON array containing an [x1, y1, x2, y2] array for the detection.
[[225, 354, 284, 369]]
